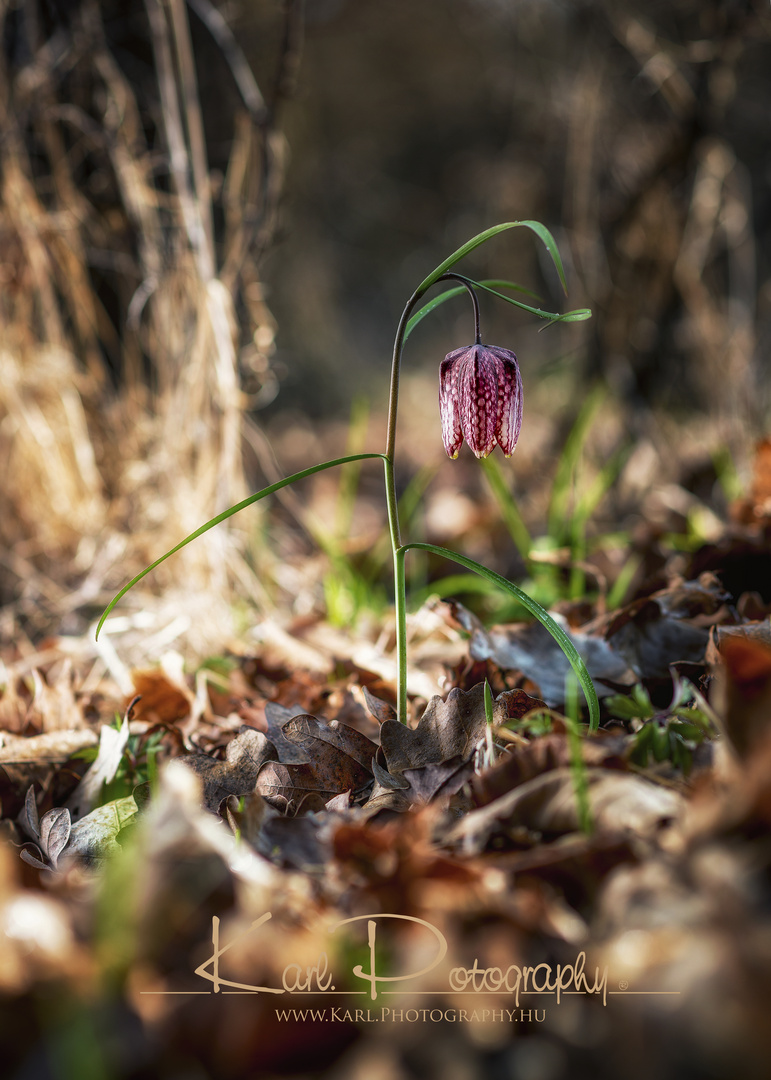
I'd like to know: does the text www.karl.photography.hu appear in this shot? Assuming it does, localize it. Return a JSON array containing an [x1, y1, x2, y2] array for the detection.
[[276, 1006, 546, 1024]]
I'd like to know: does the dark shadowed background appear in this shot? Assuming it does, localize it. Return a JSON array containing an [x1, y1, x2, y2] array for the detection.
[[1, 0, 770, 639]]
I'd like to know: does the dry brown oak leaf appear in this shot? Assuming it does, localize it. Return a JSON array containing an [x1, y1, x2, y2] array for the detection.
[[255, 714, 376, 815]]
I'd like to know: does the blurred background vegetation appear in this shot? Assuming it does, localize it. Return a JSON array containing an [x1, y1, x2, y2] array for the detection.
[[1, 0, 770, 658]]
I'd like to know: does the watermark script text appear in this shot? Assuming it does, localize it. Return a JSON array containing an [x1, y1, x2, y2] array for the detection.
[[193, 912, 609, 1004]]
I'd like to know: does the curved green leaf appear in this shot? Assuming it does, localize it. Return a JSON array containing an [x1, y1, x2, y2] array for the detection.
[[95, 453, 386, 640], [417, 221, 569, 296], [404, 285, 467, 343], [408, 572, 499, 607], [405, 279, 590, 345], [404, 279, 541, 344], [474, 281, 591, 324], [479, 278, 542, 302], [401, 541, 601, 731]]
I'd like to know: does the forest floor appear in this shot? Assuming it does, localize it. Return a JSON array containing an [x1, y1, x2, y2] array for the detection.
[[2, 418, 771, 1080]]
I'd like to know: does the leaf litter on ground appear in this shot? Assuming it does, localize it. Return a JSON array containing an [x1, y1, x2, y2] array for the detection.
[[7, 446, 771, 1077]]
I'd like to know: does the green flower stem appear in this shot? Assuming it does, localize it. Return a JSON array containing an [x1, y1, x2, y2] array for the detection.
[[95, 453, 386, 641], [394, 538, 409, 725], [385, 275, 480, 723], [386, 289, 422, 724], [399, 541, 601, 731]]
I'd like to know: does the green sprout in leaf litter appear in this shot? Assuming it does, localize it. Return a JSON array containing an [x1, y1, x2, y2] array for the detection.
[[482, 679, 497, 769], [606, 676, 718, 775], [96, 221, 599, 731]]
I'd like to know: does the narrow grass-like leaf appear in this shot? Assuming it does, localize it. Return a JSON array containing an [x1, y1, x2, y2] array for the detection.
[[95, 453, 386, 639], [483, 678, 496, 767], [606, 552, 642, 611], [335, 398, 370, 539], [405, 279, 589, 345], [409, 572, 498, 608], [479, 455, 531, 559], [473, 281, 590, 323], [479, 278, 542, 301], [572, 445, 631, 538], [416, 221, 569, 295], [405, 285, 464, 343], [404, 279, 542, 343], [565, 673, 593, 835], [483, 679, 495, 726], [401, 542, 601, 731], [547, 385, 606, 544]]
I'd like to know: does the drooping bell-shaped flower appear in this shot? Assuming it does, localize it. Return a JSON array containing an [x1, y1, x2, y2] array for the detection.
[[439, 343, 523, 459]]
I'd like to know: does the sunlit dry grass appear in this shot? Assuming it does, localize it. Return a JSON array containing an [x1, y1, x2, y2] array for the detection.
[[0, 0, 288, 665]]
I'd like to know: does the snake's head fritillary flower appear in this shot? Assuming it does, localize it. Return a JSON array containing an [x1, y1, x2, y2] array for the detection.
[[439, 343, 523, 459]]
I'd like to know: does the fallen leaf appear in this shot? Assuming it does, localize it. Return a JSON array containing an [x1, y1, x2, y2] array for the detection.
[[239, 700, 309, 763], [222, 790, 270, 846], [495, 687, 549, 719], [130, 668, 192, 724], [280, 713, 378, 771], [65, 796, 137, 862], [447, 767, 683, 853], [708, 626, 771, 757], [0, 673, 31, 734], [362, 685, 396, 722], [401, 755, 475, 806], [17, 798, 72, 871], [256, 753, 371, 815], [325, 791, 352, 811], [360, 783, 413, 817], [66, 713, 130, 821], [605, 574, 732, 681], [466, 618, 634, 705], [180, 728, 278, 813], [259, 813, 329, 871], [29, 662, 86, 732], [0, 729, 99, 817], [0, 729, 98, 763], [471, 732, 629, 807], [379, 683, 491, 774]]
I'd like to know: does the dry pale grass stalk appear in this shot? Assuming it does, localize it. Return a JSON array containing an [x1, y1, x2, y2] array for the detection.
[[0, 0, 298, 661]]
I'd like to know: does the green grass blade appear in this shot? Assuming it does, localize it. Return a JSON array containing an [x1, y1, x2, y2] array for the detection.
[[416, 221, 569, 295], [95, 453, 386, 640], [401, 541, 601, 731], [479, 278, 542, 301], [405, 286, 466, 342], [405, 281, 590, 346], [479, 456, 531, 559], [565, 673, 593, 834], [606, 551, 642, 610], [409, 572, 499, 608], [335, 397, 370, 540], [547, 385, 606, 544], [571, 444, 630, 535], [473, 281, 590, 323], [484, 679, 495, 726], [404, 279, 544, 344]]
